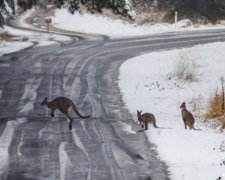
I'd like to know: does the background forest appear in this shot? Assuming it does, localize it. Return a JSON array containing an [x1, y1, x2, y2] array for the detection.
[[1, 0, 225, 26]]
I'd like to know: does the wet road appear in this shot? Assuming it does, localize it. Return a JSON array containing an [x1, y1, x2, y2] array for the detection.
[[1, 27, 225, 180]]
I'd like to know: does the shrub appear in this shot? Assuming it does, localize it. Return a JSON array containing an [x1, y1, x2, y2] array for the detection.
[[172, 51, 201, 82], [206, 78, 225, 130], [0, 31, 12, 41], [207, 89, 224, 118]]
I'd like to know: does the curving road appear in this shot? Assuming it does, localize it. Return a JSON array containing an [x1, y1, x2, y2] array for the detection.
[[1, 21, 225, 180]]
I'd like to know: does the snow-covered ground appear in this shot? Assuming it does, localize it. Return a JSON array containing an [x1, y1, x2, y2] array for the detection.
[[52, 8, 225, 38], [0, 40, 33, 57], [2, 7, 224, 57], [0, 25, 71, 57], [0, 10, 72, 57], [1, 7, 225, 180], [118, 42, 225, 180]]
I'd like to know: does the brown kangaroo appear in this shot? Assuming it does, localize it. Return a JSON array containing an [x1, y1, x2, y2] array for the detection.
[[41, 97, 91, 130], [180, 102, 200, 130], [137, 110, 158, 130]]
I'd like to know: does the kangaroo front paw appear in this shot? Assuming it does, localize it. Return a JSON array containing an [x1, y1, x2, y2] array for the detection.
[[51, 114, 54, 117]]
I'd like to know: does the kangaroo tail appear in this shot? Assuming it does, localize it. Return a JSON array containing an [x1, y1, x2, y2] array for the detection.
[[71, 103, 91, 119], [153, 116, 158, 128], [193, 127, 202, 131], [153, 122, 159, 128]]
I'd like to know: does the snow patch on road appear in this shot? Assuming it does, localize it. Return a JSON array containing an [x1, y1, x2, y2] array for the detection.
[[16, 118, 28, 157], [0, 63, 10, 67], [113, 121, 136, 134], [59, 142, 72, 180], [0, 90, 2, 100], [72, 129, 89, 157], [19, 78, 42, 116], [36, 41, 58, 47], [72, 129, 91, 180], [0, 118, 27, 178]]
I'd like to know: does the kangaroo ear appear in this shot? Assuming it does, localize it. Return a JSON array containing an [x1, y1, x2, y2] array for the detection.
[[180, 102, 185, 108], [41, 97, 48, 105]]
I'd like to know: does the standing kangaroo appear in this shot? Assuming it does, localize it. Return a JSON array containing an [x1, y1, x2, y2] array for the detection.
[[41, 97, 91, 130], [137, 110, 158, 130], [180, 102, 200, 130]]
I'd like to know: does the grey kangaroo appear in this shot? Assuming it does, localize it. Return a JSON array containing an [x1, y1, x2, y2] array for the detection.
[[180, 102, 200, 130], [41, 97, 91, 130], [137, 110, 158, 130]]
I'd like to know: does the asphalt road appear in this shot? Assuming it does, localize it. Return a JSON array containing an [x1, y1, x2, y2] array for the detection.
[[1, 24, 225, 180]]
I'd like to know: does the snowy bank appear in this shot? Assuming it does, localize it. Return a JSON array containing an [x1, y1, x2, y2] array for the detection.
[[0, 22, 71, 57], [52, 8, 224, 37], [118, 42, 225, 180], [0, 40, 33, 57]]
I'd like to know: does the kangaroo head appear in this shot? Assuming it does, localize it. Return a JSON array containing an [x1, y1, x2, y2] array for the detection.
[[180, 102, 186, 109], [137, 110, 142, 118], [41, 97, 48, 106]]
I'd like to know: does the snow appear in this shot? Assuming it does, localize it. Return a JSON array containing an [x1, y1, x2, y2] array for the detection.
[[59, 142, 72, 180], [19, 78, 42, 116], [0, 25, 71, 57], [0, 40, 33, 57], [52, 8, 225, 38], [0, 9, 72, 58], [72, 129, 91, 180], [1, 6, 225, 180], [118, 42, 225, 180], [0, 118, 27, 178]]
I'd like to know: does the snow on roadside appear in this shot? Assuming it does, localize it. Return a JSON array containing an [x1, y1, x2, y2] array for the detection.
[[118, 42, 225, 180], [52, 8, 224, 38], [0, 25, 70, 57], [0, 40, 33, 57], [4, 25, 71, 44], [0, 9, 72, 58]]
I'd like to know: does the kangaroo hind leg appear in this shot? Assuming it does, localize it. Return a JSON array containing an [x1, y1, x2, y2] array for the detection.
[[60, 108, 73, 130], [51, 109, 56, 117], [145, 121, 148, 130]]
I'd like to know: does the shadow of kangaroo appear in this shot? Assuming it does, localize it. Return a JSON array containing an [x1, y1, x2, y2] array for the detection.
[[41, 97, 91, 130], [180, 102, 201, 130], [137, 110, 158, 130]]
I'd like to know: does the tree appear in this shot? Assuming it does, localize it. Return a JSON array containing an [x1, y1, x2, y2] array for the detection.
[[57, 0, 136, 19], [161, 0, 225, 20], [0, 0, 15, 27]]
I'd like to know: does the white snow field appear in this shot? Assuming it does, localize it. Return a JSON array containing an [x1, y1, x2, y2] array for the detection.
[[1, 7, 225, 180], [52, 8, 225, 38], [118, 42, 225, 180]]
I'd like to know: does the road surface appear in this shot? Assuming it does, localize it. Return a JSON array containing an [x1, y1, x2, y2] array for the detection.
[[1, 22, 225, 180]]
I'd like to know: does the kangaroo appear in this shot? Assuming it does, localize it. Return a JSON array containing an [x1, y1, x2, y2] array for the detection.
[[41, 97, 91, 130], [180, 102, 200, 130], [137, 110, 158, 130]]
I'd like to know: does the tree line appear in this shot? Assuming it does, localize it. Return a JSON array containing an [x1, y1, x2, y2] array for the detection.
[[1, 0, 225, 27], [142, 0, 225, 20]]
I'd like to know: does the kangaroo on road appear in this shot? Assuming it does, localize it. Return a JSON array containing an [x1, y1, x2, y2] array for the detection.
[[41, 97, 91, 130], [137, 110, 158, 130], [180, 102, 200, 130]]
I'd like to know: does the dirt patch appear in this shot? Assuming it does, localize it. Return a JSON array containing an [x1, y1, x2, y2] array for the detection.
[[0, 31, 13, 41]]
